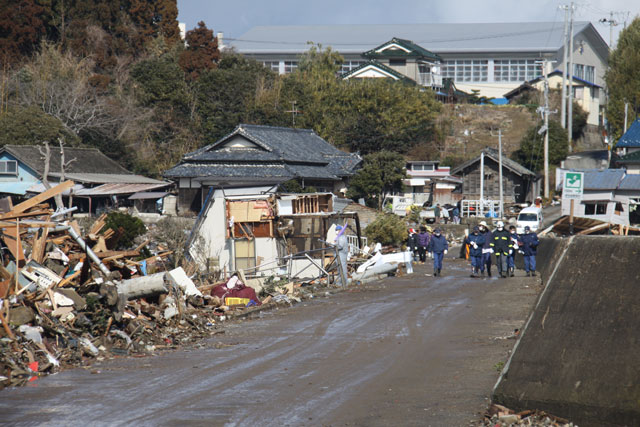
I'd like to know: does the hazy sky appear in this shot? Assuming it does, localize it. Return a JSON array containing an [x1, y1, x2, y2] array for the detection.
[[177, 0, 638, 46]]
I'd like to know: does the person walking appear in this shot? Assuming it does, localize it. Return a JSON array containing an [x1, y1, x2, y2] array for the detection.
[[407, 228, 418, 262], [416, 226, 431, 264], [490, 221, 513, 278], [427, 227, 448, 276], [434, 204, 441, 224], [518, 225, 539, 276], [478, 221, 493, 277], [464, 226, 485, 277], [452, 205, 460, 224], [334, 225, 349, 286], [506, 225, 519, 277]]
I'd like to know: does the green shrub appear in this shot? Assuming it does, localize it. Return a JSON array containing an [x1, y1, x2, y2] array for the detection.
[[104, 212, 147, 249], [363, 213, 407, 247]]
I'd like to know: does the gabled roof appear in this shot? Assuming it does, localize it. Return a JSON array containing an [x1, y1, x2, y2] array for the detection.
[[616, 149, 640, 164], [616, 119, 640, 148], [165, 124, 362, 181], [618, 174, 640, 191], [341, 60, 414, 83], [363, 37, 441, 62], [0, 145, 132, 176], [504, 70, 601, 100], [451, 147, 536, 177]]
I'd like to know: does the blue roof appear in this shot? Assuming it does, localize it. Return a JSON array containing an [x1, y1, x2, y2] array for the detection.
[[0, 181, 37, 195], [582, 169, 625, 190], [489, 98, 509, 105], [618, 174, 640, 191], [616, 119, 640, 148]]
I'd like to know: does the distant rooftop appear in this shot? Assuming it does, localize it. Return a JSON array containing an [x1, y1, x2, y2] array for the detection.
[[231, 22, 599, 55]]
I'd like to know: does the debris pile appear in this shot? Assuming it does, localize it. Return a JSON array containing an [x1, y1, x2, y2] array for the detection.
[[480, 403, 576, 426], [0, 182, 228, 389]]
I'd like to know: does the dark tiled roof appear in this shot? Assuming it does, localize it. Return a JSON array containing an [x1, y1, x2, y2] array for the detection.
[[617, 149, 640, 164], [363, 37, 442, 62], [616, 119, 640, 148], [451, 147, 536, 177], [165, 124, 362, 180], [0, 145, 132, 175], [340, 60, 415, 83]]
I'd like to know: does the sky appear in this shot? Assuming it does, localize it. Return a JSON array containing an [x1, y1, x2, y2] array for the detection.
[[177, 0, 638, 47]]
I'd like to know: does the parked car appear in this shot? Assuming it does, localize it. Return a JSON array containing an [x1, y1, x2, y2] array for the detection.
[[516, 206, 543, 234]]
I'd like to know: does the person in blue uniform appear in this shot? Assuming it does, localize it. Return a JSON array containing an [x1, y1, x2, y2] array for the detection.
[[464, 226, 485, 277], [427, 228, 448, 277], [518, 225, 539, 276]]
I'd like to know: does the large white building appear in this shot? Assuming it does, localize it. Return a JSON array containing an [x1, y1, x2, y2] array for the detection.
[[230, 22, 609, 100]]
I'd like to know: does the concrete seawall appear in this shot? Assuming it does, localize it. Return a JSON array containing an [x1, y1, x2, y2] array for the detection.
[[493, 236, 640, 426]]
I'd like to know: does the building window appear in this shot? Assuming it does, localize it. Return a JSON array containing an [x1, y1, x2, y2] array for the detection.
[[284, 61, 298, 74], [263, 61, 280, 72], [573, 86, 584, 99], [584, 202, 607, 215], [441, 60, 488, 82], [389, 59, 406, 66], [412, 164, 434, 171], [340, 61, 364, 74], [0, 160, 17, 175], [574, 64, 584, 80], [494, 59, 541, 82], [584, 65, 595, 82], [234, 239, 255, 271], [591, 87, 599, 99]]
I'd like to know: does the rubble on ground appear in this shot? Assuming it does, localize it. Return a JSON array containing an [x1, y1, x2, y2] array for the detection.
[[479, 403, 577, 426]]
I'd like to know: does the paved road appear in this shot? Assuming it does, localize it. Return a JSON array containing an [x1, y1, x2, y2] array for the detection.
[[0, 256, 540, 426]]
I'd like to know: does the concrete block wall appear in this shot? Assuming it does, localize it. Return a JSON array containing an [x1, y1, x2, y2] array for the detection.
[[493, 236, 640, 426]]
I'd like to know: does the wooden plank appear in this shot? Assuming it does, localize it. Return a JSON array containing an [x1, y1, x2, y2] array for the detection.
[[577, 222, 610, 235], [68, 249, 140, 261], [30, 217, 51, 263], [2, 223, 25, 266], [2, 180, 74, 216], [89, 213, 107, 235], [0, 209, 52, 220]]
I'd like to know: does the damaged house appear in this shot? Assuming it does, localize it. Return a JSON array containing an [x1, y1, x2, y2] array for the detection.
[[186, 186, 362, 281], [164, 124, 362, 214]]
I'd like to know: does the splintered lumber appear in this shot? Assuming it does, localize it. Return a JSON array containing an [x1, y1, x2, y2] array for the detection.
[[68, 249, 140, 261], [89, 213, 108, 235], [2, 223, 25, 265], [116, 272, 169, 300], [2, 181, 74, 217], [577, 222, 610, 235], [31, 217, 51, 263]]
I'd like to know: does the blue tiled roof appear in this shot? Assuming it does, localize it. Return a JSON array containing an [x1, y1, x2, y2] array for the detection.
[[618, 174, 640, 191], [616, 119, 640, 148]]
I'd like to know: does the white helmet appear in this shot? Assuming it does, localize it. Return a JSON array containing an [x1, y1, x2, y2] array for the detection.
[[497, 220, 504, 229]]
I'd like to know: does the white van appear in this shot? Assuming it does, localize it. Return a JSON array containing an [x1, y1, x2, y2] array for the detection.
[[516, 206, 543, 234]]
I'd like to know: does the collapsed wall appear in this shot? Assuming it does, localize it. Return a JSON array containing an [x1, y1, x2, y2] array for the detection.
[[494, 236, 640, 426]]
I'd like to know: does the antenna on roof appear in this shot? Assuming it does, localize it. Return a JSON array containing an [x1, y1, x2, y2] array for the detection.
[[285, 101, 302, 127]]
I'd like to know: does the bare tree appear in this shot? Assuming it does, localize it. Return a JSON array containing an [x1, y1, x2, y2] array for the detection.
[[39, 138, 76, 212]]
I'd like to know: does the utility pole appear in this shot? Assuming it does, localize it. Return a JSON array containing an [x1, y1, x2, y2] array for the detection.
[[599, 12, 619, 48], [543, 63, 550, 199], [560, 4, 569, 129], [285, 101, 301, 127], [480, 151, 484, 215], [498, 129, 504, 219], [567, 2, 575, 153]]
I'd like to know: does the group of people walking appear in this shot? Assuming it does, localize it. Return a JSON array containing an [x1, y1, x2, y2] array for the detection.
[[407, 226, 449, 277], [465, 220, 539, 278], [408, 219, 539, 279]]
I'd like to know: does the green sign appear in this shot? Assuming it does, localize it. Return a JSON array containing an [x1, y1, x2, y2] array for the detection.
[[563, 172, 584, 200]]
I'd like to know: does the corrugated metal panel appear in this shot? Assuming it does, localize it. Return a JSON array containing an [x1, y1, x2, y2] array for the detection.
[[616, 119, 640, 148], [49, 172, 167, 184], [232, 22, 592, 54], [128, 192, 169, 200], [618, 174, 640, 190], [75, 183, 170, 196], [583, 169, 625, 190]]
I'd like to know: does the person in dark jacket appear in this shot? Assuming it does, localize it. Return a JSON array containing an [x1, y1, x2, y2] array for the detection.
[[506, 225, 518, 277], [407, 228, 418, 261], [427, 227, 448, 276], [464, 226, 485, 277], [518, 226, 539, 276], [478, 221, 493, 277], [490, 221, 513, 278], [416, 226, 431, 263]]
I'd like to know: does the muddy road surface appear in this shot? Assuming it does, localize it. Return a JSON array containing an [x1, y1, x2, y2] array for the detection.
[[0, 255, 540, 426]]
